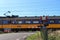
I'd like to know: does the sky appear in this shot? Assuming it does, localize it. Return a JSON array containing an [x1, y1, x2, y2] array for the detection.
[[0, 0, 60, 16]]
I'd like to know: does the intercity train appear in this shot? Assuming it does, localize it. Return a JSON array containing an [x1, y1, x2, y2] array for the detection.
[[0, 15, 60, 32]]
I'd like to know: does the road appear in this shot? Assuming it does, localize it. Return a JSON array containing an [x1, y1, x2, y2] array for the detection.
[[0, 32, 35, 40]]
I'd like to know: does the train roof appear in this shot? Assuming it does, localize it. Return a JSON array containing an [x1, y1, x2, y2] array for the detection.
[[0, 16, 60, 20]]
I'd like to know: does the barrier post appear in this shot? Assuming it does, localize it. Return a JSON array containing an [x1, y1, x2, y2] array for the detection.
[[40, 16, 48, 40]]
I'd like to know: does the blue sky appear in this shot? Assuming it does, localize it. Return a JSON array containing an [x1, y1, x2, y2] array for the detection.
[[0, 0, 60, 16]]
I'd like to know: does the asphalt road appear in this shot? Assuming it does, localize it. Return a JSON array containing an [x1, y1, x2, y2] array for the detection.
[[0, 32, 35, 40]]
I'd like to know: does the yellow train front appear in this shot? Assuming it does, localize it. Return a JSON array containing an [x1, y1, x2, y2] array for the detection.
[[0, 16, 60, 32]]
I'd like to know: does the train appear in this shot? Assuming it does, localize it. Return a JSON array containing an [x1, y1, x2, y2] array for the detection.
[[0, 15, 60, 32]]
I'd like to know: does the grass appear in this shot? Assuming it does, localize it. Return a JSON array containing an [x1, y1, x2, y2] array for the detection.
[[48, 31, 60, 40], [26, 31, 42, 40], [26, 31, 60, 40]]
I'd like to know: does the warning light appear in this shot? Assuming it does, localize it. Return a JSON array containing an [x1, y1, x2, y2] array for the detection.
[[40, 16, 48, 20]]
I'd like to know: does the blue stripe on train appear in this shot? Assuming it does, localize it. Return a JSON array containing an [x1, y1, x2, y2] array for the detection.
[[47, 19, 60, 24]]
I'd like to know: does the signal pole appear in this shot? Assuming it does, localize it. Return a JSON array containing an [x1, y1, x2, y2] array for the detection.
[[40, 16, 48, 40]]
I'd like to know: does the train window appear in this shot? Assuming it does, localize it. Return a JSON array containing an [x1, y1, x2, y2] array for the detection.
[[58, 21, 60, 23], [18, 21, 22, 24], [33, 21, 39, 23], [39, 20, 42, 23], [0, 20, 2, 24], [12, 20, 17, 24], [50, 20, 54, 23], [2, 20, 9, 24], [25, 21, 31, 23], [54, 20, 59, 23]]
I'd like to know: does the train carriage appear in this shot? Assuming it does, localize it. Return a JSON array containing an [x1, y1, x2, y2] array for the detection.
[[0, 16, 60, 32]]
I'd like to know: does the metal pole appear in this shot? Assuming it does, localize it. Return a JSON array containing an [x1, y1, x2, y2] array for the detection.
[[40, 25, 48, 40], [43, 26, 48, 40]]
